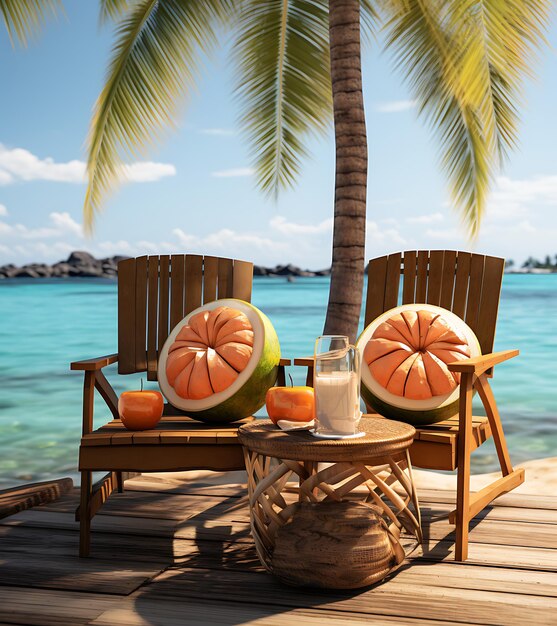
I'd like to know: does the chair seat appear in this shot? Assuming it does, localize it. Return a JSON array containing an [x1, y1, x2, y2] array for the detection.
[[410, 415, 491, 471], [79, 415, 254, 473]]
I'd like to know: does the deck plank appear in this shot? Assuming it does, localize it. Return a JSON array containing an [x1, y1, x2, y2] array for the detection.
[[91, 598, 457, 626], [0, 586, 119, 625], [130, 567, 557, 626], [0, 475, 556, 625]]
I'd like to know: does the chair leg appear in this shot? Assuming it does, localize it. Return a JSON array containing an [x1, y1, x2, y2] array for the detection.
[[116, 471, 124, 493], [455, 459, 471, 561], [455, 372, 473, 562], [79, 470, 92, 558]]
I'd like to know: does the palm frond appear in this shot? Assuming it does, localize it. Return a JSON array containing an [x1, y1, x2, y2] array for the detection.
[[99, 0, 133, 25], [84, 0, 234, 231], [361, 0, 380, 42], [1, 0, 61, 46], [452, 0, 550, 163], [233, 0, 332, 195], [382, 0, 549, 237]]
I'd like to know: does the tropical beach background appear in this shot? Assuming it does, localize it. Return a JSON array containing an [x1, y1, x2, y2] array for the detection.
[[1, 273, 556, 490], [1, 3, 556, 491]]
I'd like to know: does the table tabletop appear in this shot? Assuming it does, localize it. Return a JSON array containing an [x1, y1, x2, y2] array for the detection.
[[238, 416, 416, 462]]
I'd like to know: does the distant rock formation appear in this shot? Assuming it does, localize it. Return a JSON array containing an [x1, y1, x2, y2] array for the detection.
[[253, 263, 331, 277], [0, 251, 128, 279], [0, 252, 331, 279]]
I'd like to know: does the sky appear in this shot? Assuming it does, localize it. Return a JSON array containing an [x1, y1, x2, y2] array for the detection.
[[0, 2, 556, 269]]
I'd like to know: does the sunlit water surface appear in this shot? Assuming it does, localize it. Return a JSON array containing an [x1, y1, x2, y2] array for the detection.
[[0, 274, 555, 488]]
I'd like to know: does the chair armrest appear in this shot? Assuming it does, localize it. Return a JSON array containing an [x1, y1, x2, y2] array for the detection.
[[71, 354, 119, 371], [447, 350, 519, 377], [293, 357, 313, 367]]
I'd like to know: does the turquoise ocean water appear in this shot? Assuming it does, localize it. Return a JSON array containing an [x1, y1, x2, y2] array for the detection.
[[0, 275, 556, 489]]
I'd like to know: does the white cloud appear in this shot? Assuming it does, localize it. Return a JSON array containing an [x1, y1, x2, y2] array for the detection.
[[121, 162, 176, 183], [199, 128, 236, 136], [0, 211, 83, 240], [49, 211, 83, 238], [0, 204, 7, 216], [270, 215, 333, 235], [0, 144, 176, 185], [0, 171, 12, 185], [487, 174, 557, 221], [174, 227, 284, 252], [407, 212, 444, 224], [375, 100, 417, 113], [366, 220, 406, 246], [425, 227, 460, 240], [211, 167, 254, 178], [0, 145, 84, 183]]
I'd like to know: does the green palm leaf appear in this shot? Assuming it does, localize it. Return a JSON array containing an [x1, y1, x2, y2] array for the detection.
[[453, 0, 550, 163], [382, 0, 549, 236], [1, 0, 61, 46], [99, 0, 133, 24], [84, 0, 234, 231], [233, 0, 332, 195]]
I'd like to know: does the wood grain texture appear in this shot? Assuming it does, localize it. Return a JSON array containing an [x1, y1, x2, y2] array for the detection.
[[117, 258, 136, 374], [133, 256, 148, 372], [365, 256, 388, 325], [426, 250, 444, 305], [217, 257, 234, 299], [2, 470, 556, 626], [146, 256, 159, 381], [170, 254, 185, 330], [232, 260, 253, 301], [184, 254, 203, 315], [157, 255, 170, 352], [202, 256, 218, 304], [383, 253, 402, 310], [402, 250, 417, 304], [0, 479, 73, 520]]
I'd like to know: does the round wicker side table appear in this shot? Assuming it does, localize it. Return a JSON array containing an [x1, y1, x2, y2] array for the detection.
[[238, 416, 422, 589]]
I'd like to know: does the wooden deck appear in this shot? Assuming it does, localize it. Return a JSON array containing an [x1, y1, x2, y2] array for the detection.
[[0, 472, 555, 625]]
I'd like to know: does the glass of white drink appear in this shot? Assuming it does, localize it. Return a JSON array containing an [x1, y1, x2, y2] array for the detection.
[[313, 335, 363, 439]]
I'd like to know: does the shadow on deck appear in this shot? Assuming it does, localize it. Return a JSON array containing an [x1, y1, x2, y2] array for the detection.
[[0, 473, 555, 625]]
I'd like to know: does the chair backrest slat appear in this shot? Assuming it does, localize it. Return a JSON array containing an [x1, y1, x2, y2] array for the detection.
[[439, 250, 457, 309], [170, 254, 186, 330], [402, 250, 417, 304], [415, 251, 429, 302], [452, 251, 471, 318], [118, 254, 254, 376], [147, 256, 159, 381], [118, 258, 137, 374], [157, 256, 170, 353], [384, 253, 402, 310], [425, 250, 444, 305], [233, 260, 254, 302], [465, 254, 486, 330], [366, 250, 504, 355], [185, 254, 203, 315], [203, 256, 219, 304], [476, 255, 505, 355], [134, 256, 148, 372], [364, 256, 388, 323], [218, 258, 234, 299]]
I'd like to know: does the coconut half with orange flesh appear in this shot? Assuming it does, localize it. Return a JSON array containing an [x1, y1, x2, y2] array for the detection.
[[158, 299, 281, 423], [356, 304, 481, 425]]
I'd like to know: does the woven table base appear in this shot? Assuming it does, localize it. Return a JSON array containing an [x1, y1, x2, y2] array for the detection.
[[243, 448, 422, 583]]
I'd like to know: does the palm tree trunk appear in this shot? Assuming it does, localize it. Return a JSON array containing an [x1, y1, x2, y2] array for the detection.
[[323, 0, 368, 343]]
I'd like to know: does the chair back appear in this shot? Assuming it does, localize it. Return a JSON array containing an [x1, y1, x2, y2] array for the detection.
[[117, 255, 253, 379], [365, 250, 504, 355]]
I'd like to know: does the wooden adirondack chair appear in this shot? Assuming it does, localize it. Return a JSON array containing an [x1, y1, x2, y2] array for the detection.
[[295, 250, 524, 561], [71, 254, 288, 557]]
